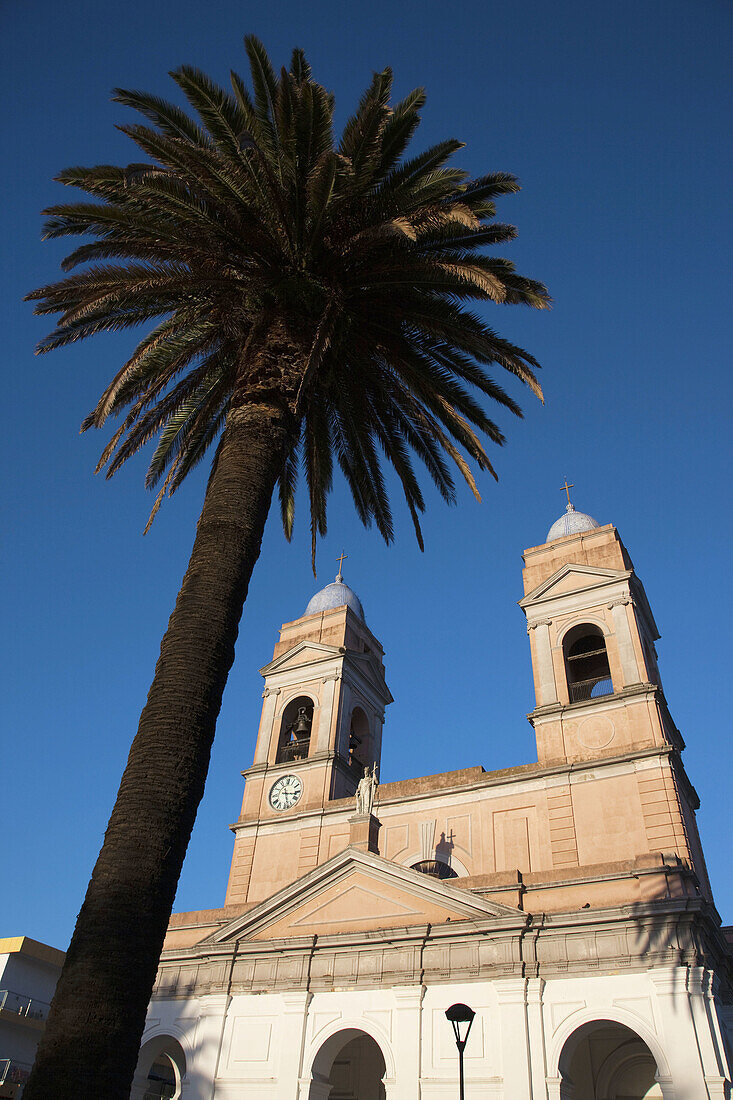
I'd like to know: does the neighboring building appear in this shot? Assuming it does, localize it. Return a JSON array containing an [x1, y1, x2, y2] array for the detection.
[[132, 504, 733, 1099], [0, 938, 63, 1099]]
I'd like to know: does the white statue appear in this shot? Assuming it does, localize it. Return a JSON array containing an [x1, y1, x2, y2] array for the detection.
[[355, 764, 379, 816]]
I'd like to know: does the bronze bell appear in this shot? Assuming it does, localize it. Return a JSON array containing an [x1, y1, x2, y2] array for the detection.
[[293, 706, 312, 740]]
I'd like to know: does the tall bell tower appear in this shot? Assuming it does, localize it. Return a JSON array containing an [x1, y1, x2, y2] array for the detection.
[[519, 493, 712, 895], [225, 566, 392, 905], [520, 496, 673, 766]]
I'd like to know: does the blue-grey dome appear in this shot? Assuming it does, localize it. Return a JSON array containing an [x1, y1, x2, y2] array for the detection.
[[304, 577, 365, 621], [546, 502, 600, 542]]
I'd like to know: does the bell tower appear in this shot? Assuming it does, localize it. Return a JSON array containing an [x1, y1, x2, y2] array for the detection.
[[520, 497, 675, 766], [519, 494, 712, 897], [225, 567, 392, 905]]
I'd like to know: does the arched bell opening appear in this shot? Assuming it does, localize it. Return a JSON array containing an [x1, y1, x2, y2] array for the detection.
[[309, 1028, 387, 1100], [347, 706, 370, 779], [563, 624, 614, 703], [276, 695, 314, 763], [558, 1019, 664, 1099], [131, 1036, 186, 1100]]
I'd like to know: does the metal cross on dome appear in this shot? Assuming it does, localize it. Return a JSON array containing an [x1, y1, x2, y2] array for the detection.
[[560, 479, 574, 505], [336, 550, 347, 581]]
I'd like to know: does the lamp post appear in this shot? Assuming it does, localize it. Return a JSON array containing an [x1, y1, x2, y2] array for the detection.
[[445, 1003, 475, 1100]]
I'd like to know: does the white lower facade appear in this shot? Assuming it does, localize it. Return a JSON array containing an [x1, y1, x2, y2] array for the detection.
[[133, 966, 733, 1099]]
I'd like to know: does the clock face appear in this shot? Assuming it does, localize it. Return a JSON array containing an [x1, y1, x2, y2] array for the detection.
[[269, 774, 303, 812]]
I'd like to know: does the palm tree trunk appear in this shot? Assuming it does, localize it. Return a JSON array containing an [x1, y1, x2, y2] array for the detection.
[[23, 397, 292, 1100]]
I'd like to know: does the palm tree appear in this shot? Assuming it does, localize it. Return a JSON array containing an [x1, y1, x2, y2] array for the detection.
[[23, 37, 549, 1098]]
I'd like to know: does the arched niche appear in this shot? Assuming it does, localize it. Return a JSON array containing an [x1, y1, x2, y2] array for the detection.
[[557, 1019, 666, 1099], [309, 1028, 388, 1100], [402, 830, 470, 879], [562, 622, 614, 703], [276, 694, 315, 764], [410, 857, 458, 879], [131, 1035, 186, 1100]]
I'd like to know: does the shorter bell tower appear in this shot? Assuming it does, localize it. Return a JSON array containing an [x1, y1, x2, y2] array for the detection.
[[225, 567, 392, 905]]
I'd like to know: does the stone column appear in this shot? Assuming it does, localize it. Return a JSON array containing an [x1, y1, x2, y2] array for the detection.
[[494, 978, 532, 1099], [300, 1073, 331, 1100], [609, 600, 639, 687], [687, 968, 732, 1097], [648, 967, 715, 1098], [526, 978, 548, 1099], [278, 991, 312, 1100], [189, 993, 231, 1100], [530, 621, 557, 706], [390, 984, 425, 1100], [705, 972, 733, 1086], [255, 688, 280, 764], [319, 672, 341, 753]]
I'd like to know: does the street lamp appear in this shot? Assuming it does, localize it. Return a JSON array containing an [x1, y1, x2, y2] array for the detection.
[[445, 1003, 475, 1100]]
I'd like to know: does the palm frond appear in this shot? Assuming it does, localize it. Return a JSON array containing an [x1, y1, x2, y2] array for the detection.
[[111, 88, 210, 145], [30, 38, 548, 545], [170, 66, 247, 155]]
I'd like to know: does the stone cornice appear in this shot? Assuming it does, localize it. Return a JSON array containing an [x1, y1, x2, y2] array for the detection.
[[522, 522, 617, 557], [279, 603, 384, 655], [159, 897, 714, 963], [260, 639, 343, 677], [260, 639, 392, 706], [206, 846, 527, 945], [519, 562, 632, 609], [154, 896, 732, 1000], [241, 749, 350, 781], [230, 745, 684, 836], [528, 680, 660, 721]]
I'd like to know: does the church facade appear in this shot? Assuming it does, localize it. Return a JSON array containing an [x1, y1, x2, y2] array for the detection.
[[132, 505, 733, 1100]]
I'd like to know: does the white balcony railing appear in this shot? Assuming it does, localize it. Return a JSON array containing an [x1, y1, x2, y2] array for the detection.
[[0, 989, 50, 1022], [0, 1057, 33, 1086]]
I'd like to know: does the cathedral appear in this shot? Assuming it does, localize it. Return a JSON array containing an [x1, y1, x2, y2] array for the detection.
[[131, 502, 733, 1100]]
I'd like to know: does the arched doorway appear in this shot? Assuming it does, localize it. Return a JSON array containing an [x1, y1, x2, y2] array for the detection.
[[309, 1028, 387, 1100], [143, 1052, 179, 1099], [131, 1036, 186, 1100], [558, 1020, 663, 1099]]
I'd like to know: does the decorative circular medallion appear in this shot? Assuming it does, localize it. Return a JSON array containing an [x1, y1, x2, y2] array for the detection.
[[577, 715, 615, 750], [268, 773, 303, 812]]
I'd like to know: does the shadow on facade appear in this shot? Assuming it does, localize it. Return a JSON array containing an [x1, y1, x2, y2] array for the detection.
[[546, 893, 733, 1097], [131, 1028, 221, 1100], [556, 1018, 664, 1098]]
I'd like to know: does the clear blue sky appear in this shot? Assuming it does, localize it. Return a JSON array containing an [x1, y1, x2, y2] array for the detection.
[[3, 0, 731, 950]]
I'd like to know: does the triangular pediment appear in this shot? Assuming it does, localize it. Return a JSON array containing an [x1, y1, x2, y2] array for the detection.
[[520, 563, 631, 606], [260, 643, 392, 703], [346, 651, 393, 703], [260, 640, 342, 676], [204, 848, 525, 944]]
